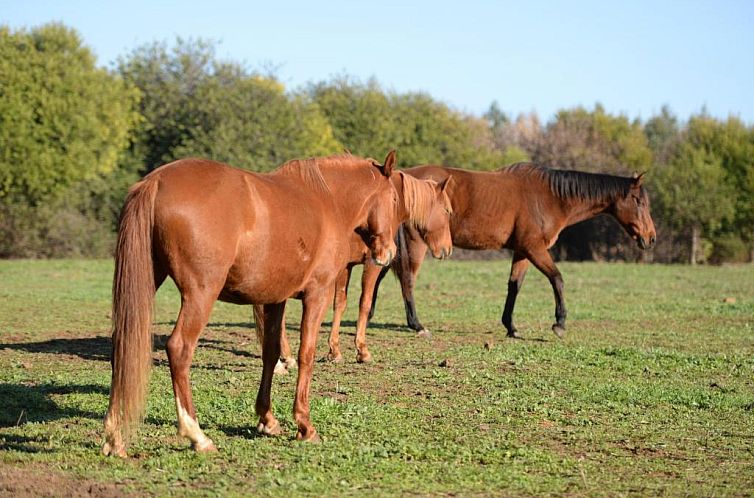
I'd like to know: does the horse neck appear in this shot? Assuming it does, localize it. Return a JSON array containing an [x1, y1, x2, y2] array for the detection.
[[390, 173, 409, 225], [322, 166, 383, 227], [560, 195, 614, 227]]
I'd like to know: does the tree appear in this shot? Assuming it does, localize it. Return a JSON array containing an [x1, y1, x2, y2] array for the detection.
[[308, 77, 505, 169], [684, 115, 754, 260], [532, 103, 652, 174], [644, 105, 680, 165], [0, 23, 139, 205], [485, 105, 533, 166], [118, 39, 341, 172], [653, 134, 737, 264]]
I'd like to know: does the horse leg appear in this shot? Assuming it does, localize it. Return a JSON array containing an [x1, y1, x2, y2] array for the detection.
[[327, 267, 351, 363], [166, 289, 218, 452], [501, 252, 530, 338], [275, 304, 296, 374], [396, 226, 430, 336], [355, 262, 381, 363], [526, 248, 567, 338], [255, 302, 286, 436], [367, 265, 390, 322], [294, 290, 330, 442]]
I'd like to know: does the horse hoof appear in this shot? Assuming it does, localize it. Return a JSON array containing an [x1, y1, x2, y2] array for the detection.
[[506, 330, 522, 339], [416, 329, 432, 339], [327, 352, 343, 363], [257, 420, 283, 437], [552, 324, 566, 338], [284, 358, 298, 370], [102, 441, 127, 458], [356, 351, 372, 363], [296, 429, 321, 443], [194, 439, 218, 453], [273, 359, 288, 375]]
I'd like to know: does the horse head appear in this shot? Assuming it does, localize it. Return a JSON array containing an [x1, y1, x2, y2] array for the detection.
[[613, 172, 656, 250], [416, 176, 454, 260], [364, 150, 399, 266]]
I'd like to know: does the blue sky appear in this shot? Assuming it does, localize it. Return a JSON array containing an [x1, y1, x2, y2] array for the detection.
[[3, 0, 753, 123]]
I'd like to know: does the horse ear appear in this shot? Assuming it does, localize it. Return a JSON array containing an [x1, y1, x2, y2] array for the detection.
[[633, 171, 646, 187], [343, 148, 352, 155], [381, 150, 396, 177], [439, 175, 453, 193]]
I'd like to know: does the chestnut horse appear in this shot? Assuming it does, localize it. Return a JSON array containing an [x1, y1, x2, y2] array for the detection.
[[259, 171, 454, 370], [369, 163, 656, 338], [103, 153, 398, 457]]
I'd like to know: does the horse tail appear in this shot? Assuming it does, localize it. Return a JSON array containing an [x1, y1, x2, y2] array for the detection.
[[109, 175, 159, 442], [253, 304, 265, 348]]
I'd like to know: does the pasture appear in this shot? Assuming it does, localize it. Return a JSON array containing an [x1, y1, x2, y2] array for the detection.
[[1, 259, 753, 496]]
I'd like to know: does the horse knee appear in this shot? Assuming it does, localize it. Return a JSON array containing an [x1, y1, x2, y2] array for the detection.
[[166, 335, 184, 361]]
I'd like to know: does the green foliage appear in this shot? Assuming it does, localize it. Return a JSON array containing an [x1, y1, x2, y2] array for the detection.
[[684, 115, 754, 243], [0, 23, 139, 205], [534, 103, 652, 174], [118, 40, 341, 172], [650, 112, 753, 262], [653, 144, 736, 233], [644, 104, 679, 163], [0, 24, 752, 262], [499, 144, 531, 166], [308, 77, 505, 169]]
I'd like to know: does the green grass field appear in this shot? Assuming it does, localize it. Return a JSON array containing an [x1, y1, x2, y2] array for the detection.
[[1, 259, 753, 496]]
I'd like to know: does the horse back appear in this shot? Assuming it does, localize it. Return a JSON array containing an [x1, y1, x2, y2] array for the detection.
[[404, 165, 524, 250]]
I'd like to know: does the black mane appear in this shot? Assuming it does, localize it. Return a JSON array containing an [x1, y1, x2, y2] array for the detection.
[[504, 163, 634, 201]]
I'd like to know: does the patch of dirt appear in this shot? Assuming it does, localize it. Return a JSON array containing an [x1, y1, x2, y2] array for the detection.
[[0, 465, 131, 498]]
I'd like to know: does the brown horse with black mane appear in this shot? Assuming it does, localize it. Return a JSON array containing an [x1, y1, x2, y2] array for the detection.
[[369, 162, 656, 338], [260, 171, 454, 370], [102, 152, 399, 457]]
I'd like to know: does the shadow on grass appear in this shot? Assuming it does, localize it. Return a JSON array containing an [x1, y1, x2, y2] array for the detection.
[[216, 425, 270, 441], [0, 382, 105, 430], [0, 334, 262, 362], [0, 434, 57, 453], [0, 336, 111, 361]]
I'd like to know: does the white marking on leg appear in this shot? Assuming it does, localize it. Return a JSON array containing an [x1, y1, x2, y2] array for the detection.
[[176, 397, 215, 451]]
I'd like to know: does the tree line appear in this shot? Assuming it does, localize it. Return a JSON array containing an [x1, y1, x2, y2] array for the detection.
[[1, 23, 752, 263]]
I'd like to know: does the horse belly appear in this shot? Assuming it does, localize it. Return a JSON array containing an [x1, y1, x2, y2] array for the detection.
[[451, 218, 513, 250], [221, 217, 340, 304]]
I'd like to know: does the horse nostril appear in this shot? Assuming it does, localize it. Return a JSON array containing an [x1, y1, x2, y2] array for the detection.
[[650, 236, 656, 246]]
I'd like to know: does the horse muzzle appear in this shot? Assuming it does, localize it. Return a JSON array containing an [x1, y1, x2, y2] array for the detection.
[[638, 235, 656, 250]]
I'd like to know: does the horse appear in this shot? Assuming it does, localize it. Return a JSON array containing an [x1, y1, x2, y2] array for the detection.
[[102, 152, 399, 457], [258, 171, 454, 371], [368, 162, 657, 339]]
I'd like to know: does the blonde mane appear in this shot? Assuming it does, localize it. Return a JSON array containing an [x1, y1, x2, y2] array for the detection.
[[400, 172, 452, 229], [274, 154, 381, 194]]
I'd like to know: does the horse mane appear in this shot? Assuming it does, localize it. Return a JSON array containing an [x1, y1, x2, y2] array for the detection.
[[400, 173, 452, 229], [504, 162, 634, 202], [274, 153, 380, 195]]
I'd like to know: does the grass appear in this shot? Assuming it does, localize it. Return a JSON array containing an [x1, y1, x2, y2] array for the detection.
[[0, 258, 753, 496]]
